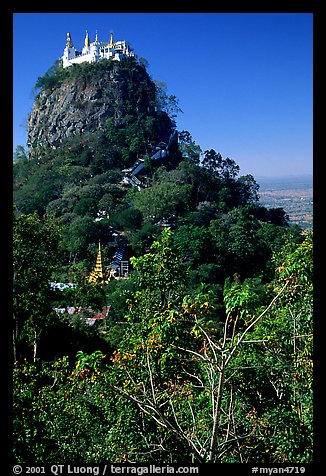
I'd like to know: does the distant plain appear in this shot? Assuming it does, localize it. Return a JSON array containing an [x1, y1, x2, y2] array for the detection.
[[257, 175, 313, 228]]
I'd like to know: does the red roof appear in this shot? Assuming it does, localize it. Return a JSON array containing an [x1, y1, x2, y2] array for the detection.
[[89, 306, 111, 320]]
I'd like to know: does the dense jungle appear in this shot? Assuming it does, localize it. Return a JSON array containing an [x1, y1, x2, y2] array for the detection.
[[13, 57, 313, 464]]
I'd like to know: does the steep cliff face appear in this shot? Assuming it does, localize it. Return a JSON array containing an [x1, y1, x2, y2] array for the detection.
[[27, 60, 164, 158]]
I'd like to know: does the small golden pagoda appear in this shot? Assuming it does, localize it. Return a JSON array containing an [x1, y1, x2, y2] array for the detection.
[[84, 29, 90, 48], [66, 32, 73, 48], [107, 32, 115, 48], [88, 241, 108, 285]]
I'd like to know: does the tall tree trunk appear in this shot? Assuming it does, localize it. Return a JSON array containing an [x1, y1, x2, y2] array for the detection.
[[208, 357, 225, 463], [33, 330, 38, 362], [13, 312, 18, 362]]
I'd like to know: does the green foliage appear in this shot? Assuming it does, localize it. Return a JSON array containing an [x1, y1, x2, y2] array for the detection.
[[221, 233, 313, 462], [107, 231, 313, 462], [34, 58, 123, 92], [34, 60, 63, 91], [154, 80, 183, 120], [13, 145, 28, 163], [202, 149, 240, 180], [178, 130, 201, 164], [13, 226, 313, 463], [109, 207, 143, 232], [13, 356, 113, 463], [13, 208, 111, 362], [275, 230, 313, 288], [75, 350, 106, 373], [128, 221, 161, 256], [129, 228, 188, 303], [13, 54, 313, 463], [173, 224, 212, 265], [13, 210, 62, 360], [130, 181, 192, 222]]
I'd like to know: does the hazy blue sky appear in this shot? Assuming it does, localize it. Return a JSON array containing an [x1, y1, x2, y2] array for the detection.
[[13, 12, 313, 177]]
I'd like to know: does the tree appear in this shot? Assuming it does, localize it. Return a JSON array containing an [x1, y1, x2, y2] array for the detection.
[[128, 222, 161, 256], [12, 229, 312, 463], [219, 156, 240, 181], [173, 224, 212, 266], [13, 354, 113, 463], [178, 130, 201, 164], [202, 149, 223, 174], [33, 59, 63, 92], [130, 181, 192, 222], [13, 145, 28, 163], [202, 149, 240, 182], [209, 206, 281, 279], [64, 215, 98, 262], [224, 232, 313, 462], [154, 80, 183, 121], [109, 207, 143, 232], [64, 215, 116, 264], [107, 229, 313, 462], [235, 174, 260, 205], [13, 209, 62, 361]]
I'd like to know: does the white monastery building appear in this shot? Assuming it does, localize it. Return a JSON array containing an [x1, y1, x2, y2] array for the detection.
[[61, 30, 134, 68]]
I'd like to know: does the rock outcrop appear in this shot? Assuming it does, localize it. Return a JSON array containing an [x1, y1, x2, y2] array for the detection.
[[27, 60, 159, 158]]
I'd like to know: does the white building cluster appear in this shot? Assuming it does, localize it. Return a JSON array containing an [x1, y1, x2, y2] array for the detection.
[[61, 30, 134, 68]]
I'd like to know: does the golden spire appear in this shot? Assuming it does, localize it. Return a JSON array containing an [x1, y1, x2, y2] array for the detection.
[[95, 30, 99, 43], [108, 32, 114, 48], [66, 32, 73, 48], [88, 241, 105, 285], [84, 29, 90, 48]]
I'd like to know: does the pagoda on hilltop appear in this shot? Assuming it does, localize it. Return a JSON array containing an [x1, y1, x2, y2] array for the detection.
[[61, 30, 134, 68]]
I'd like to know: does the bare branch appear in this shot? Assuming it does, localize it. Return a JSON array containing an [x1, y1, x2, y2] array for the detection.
[[172, 344, 221, 371], [193, 317, 222, 353], [225, 282, 289, 367], [146, 350, 157, 405], [169, 399, 204, 461], [182, 366, 206, 389]]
